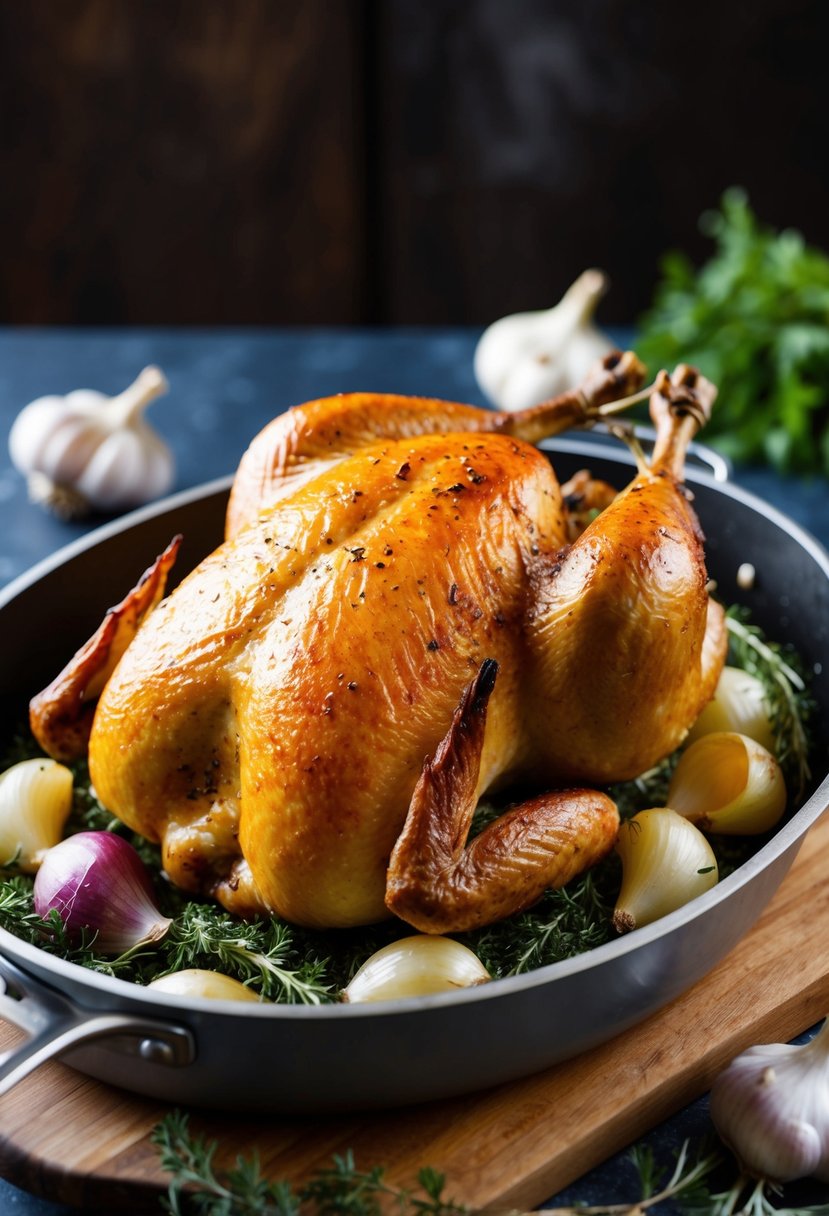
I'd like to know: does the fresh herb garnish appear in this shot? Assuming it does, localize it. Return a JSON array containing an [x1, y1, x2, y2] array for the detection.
[[0, 609, 815, 999], [153, 1116, 829, 1216], [463, 868, 616, 978], [156, 903, 331, 1005], [0, 874, 54, 945], [152, 1110, 465, 1215], [676, 1171, 829, 1216], [637, 188, 829, 474]]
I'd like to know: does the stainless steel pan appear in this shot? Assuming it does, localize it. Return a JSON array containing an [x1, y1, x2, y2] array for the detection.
[[1, 444, 827, 1114]]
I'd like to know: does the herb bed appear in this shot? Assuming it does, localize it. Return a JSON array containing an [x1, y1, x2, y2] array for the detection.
[[0, 607, 812, 1006]]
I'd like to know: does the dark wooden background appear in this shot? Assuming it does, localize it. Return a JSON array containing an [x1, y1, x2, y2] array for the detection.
[[1, 0, 827, 327]]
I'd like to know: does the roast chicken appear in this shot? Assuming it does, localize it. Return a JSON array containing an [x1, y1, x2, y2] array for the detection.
[[31, 353, 726, 933]]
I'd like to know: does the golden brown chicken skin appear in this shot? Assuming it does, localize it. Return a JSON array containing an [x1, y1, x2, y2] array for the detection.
[[525, 372, 726, 784], [89, 429, 572, 927], [32, 354, 726, 933], [225, 349, 646, 538]]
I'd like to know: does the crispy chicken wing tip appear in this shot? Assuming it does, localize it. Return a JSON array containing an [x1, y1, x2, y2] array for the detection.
[[29, 536, 181, 760]]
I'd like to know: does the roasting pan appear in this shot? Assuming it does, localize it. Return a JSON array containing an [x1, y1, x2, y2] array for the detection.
[[0, 441, 827, 1114]]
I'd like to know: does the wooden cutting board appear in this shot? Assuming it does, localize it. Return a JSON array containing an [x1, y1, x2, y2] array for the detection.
[[2, 812, 828, 1215]]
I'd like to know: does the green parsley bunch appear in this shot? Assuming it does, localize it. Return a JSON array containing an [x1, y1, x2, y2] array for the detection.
[[637, 189, 829, 474]]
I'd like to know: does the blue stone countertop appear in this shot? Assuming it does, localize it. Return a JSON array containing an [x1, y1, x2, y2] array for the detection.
[[0, 327, 827, 1214]]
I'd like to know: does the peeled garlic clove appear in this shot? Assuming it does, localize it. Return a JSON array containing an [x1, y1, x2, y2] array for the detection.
[[710, 1019, 829, 1183], [474, 269, 615, 412], [148, 969, 262, 1002], [686, 666, 775, 752], [612, 808, 718, 934], [342, 935, 490, 1003], [0, 758, 73, 870], [668, 731, 786, 835]]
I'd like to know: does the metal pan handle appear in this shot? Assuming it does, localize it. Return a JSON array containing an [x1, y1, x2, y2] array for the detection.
[[0, 954, 194, 1095]]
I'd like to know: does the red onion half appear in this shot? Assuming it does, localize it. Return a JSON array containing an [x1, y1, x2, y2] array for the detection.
[[33, 831, 172, 955]]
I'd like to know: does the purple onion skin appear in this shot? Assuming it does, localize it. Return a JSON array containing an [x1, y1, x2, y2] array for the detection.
[[33, 831, 171, 955]]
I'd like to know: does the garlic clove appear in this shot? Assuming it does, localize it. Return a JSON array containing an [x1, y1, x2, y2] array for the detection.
[[0, 758, 74, 871], [76, 426, 173, 511], [474, 269, 615, 412], [8, 366, 175, 516], [668, 731, 787, 835], [148, 969, 262, 1002], [33, 831, 172, 954], [710, 1019, 829, 1183], [686, 666, 775, 752], [612, 808, 718, 934], [10, 397, 95, 481], [342, 935, 490, 1003]]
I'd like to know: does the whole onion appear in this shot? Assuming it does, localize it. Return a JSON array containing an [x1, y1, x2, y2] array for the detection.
[[33, 831, 171, 955]]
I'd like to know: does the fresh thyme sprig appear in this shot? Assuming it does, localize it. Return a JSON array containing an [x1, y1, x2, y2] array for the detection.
[[0, 864, 332, 1001], [725, 607, 814, 800], [155, 903, 331, 1006], [463, 868, 616, 978], [538, 1139, 723, 1214], [153, 1120, 829, 1216], [151, 1111, 465, 1215], [0, 874, 51, 945], [681, 1174, 829, 1216]]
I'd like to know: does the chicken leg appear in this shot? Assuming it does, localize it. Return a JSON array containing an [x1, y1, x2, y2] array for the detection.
[[524, 364, 726, 783]]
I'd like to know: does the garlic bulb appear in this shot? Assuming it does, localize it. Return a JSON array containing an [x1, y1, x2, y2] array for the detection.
[[0, 758, 73, 870], [9, 366, 174, 517], [612, 808, 718, 934], [686, 666, 775, 752], [668, 731, 786, 835], [474, 269, 616, 412], [710, 1018, 829, 1182], [148, 969, 262, 1002], [342, 936, 490, 1003]]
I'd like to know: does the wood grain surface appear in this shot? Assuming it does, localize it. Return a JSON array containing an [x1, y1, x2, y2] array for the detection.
[[2, 1, 829, 326], [1, 812, 828, 1214], [0, 0, 366, 326]]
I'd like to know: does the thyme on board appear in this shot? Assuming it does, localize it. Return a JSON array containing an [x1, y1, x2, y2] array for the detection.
[[152, 1114, 829, 1216], [152, 1110, 465, 1216], [0, 608, 816, 999]]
